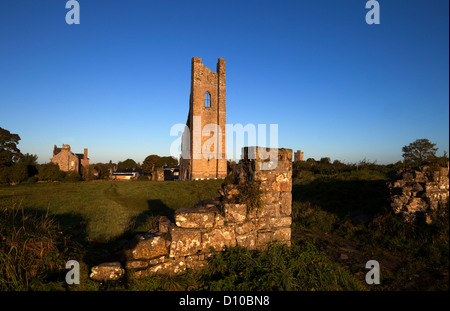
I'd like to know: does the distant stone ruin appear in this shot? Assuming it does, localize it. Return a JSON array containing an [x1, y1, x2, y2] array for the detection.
[[294, 150, 304, 162], [89, 147, 292, 281], [387, 165, 449, 224], [51, 144, 89, 179]]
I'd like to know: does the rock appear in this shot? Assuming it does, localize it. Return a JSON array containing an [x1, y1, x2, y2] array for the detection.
[[131, 259, 186, 278], [254, 203, 281, 218], [125, 260, 149, 270], [256, 230, 273, 246], [194, 198, 220, 208], [271, 173, 291, 192], [236, 232, 257, 250], [90, 262, 124, 282], [175, 207, 216, 229], [223, 204, 247, 222], [412, 183, 424, 193], [388, 165, 449, 224], [255, 216, 291, 229], [126, 233, 169, 260], [201, 228, 236, 252], [273, 227, 291, 242], [153, 216, 173, 233], [169, 227, 202, 257], [279, 192, 292, 216]]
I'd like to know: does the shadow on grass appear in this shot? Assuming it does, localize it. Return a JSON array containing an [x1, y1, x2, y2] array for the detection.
[[292, 178, 390, 219], [82, 199, 174, 267]]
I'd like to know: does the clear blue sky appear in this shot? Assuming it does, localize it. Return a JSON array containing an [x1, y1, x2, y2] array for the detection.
[[0, 0, 448, 164]]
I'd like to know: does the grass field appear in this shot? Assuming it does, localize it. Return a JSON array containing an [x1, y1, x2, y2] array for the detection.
[[0, 173, 448, 291], [0, 179, 223, 243]]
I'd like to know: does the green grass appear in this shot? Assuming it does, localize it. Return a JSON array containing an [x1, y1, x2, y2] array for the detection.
[[291, 171, 449, 291], [0, 180, 223, 243], [126, 242, 366, 291], [1, 171, 448, 291]]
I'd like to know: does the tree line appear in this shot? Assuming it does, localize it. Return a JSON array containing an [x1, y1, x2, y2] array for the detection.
[[1, 126, 447, 185], [0, 127, 178, 184], [292, 138, 448, 178]]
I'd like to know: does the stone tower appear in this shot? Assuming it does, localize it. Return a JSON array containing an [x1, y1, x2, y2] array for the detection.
[[180, 57, 227, 180], [294, 150, 304, 162]]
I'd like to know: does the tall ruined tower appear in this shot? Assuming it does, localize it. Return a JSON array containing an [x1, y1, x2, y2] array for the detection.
[[180, 57, 227, 180]]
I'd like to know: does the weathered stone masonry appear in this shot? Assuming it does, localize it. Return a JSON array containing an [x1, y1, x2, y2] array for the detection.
[[179, 57, 227, 180], [90, 147, 292, 281], [388, 165, 449, 224]]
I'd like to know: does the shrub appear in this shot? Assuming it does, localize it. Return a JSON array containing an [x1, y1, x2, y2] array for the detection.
[[0, 166, 11, 183], [222, 173, 235, 186], [292, 201, 339, 233], [8, 163, 28, 184], [197, 242, 366, 291], [38, 163, 64, 181], [64, 171, 81, 182], [236, 180, 263, 213]]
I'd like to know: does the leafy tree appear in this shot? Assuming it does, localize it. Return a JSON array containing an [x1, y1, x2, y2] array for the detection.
[[18, 153, 38, 177], [402, 139, 438, 166], [142, 155, 160, 173], [0, 127, 23, 167], [0, 167, 10, 183], [118, 158, 138, 170], [160, 156, 178, 167], [8, 163, 28, 183], [319, 157, 331, 164], [437, 151, 449, 167], [93, 163, 111, 179], [142, 155, 178, 173], [38, 163, 64, 181]]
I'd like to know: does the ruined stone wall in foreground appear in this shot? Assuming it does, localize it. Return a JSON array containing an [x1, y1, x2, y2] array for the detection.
[[90, 147, 292, 281], [388, 165, 449, 224]]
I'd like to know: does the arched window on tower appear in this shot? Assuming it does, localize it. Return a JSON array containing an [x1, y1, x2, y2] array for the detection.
[[205, 92, 211, 108]]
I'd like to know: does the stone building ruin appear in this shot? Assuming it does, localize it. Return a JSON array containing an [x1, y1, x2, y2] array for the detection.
[[294, 150, 304, 161], [89, 147, 293, 281], [388, 165, 449, 224], [51, 144, 89, 178], [179, 57, 227, 180]]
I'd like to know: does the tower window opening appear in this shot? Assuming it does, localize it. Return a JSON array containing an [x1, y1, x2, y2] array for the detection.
[[205, 92, 211, 107]]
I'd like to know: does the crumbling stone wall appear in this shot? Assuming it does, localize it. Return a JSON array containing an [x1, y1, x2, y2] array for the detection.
[[388, 165, 449, 223], [90, 147, 292, 281]]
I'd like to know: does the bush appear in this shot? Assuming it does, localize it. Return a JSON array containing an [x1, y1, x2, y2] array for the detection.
[[222, 173, 235, 186], [64, 171, 81, 182], [236, 180, 263, 212], [0, 163, 29, 184], [292, 201, 339, 233], [0, 166, 11, 183], [38, 163, 64, 181], [8, 163, 28, 184], [197, 242, 365, 291]]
